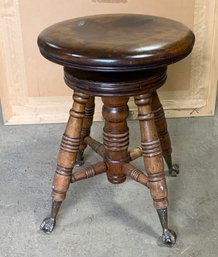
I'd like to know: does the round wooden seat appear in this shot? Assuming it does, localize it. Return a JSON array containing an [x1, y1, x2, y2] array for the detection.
[[38, 14, 195, 72], [38, 14, 194, 96], [38, 14, 195, 248]]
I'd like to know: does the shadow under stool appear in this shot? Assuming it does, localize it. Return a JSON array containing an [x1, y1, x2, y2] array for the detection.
[[37, 14, 195, 247]]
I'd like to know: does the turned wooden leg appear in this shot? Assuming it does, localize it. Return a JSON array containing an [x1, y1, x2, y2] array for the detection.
[[151, 91, 179, 176], [102, 96, 129, 184], [40, 91, 89, 233], [75, 96, 95, 166], [135, 94, 176, 247]]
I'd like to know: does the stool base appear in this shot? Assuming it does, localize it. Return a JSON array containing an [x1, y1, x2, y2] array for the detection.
[[40, 91, 178, 247]]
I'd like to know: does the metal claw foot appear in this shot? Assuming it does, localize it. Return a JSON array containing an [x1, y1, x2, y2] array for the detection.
[[158, 229, 177, 247], [157, 208, 176, 247], [169, 164, 179, 177], [75, 150, 84, 166], [40, 200, 61, 234], [164, 155, 179, 177], [40, 217, 56, 234]]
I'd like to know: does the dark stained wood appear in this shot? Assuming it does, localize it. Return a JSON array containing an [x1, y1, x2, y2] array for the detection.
[[52, 91, 89, 202], [134, 94, 168, 209], [79, 96, 95, 151], [151, 91, 179, 176], [38, 14, 195, 245], [71, 162, 107, 183], [123, 163, 149, 188], [38, 14, 195, 72], [75, 96, 95, 165], [80, 96, 95, 151], [64, 66, 167, 97], [102, 96, 129, 183], [84, 136, 105, 158], [152, 91, 172, 157]]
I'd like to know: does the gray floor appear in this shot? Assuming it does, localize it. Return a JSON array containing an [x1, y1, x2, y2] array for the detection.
[[0, 105, 218, 257]]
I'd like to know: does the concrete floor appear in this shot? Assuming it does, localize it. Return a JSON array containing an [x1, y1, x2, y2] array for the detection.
[[0, 106, 218, 257]]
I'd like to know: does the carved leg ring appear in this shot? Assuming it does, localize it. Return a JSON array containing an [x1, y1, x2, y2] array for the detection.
[[102, 96, 129, 184], [135, 94, 176, 247], [152, 91, 179, 176], [40, 92, 90, 233], [75, 96, 95, 166]]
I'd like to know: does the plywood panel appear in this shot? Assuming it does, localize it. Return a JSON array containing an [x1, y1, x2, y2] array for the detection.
[[18, 0, 195, 98], [0, 0, 217, 124]]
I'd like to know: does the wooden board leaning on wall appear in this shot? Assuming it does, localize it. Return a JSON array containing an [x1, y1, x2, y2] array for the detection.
[[0, 0, 217, 124]]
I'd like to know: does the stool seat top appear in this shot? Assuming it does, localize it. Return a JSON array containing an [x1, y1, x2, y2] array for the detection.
[[38, 14, 195, 72]]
